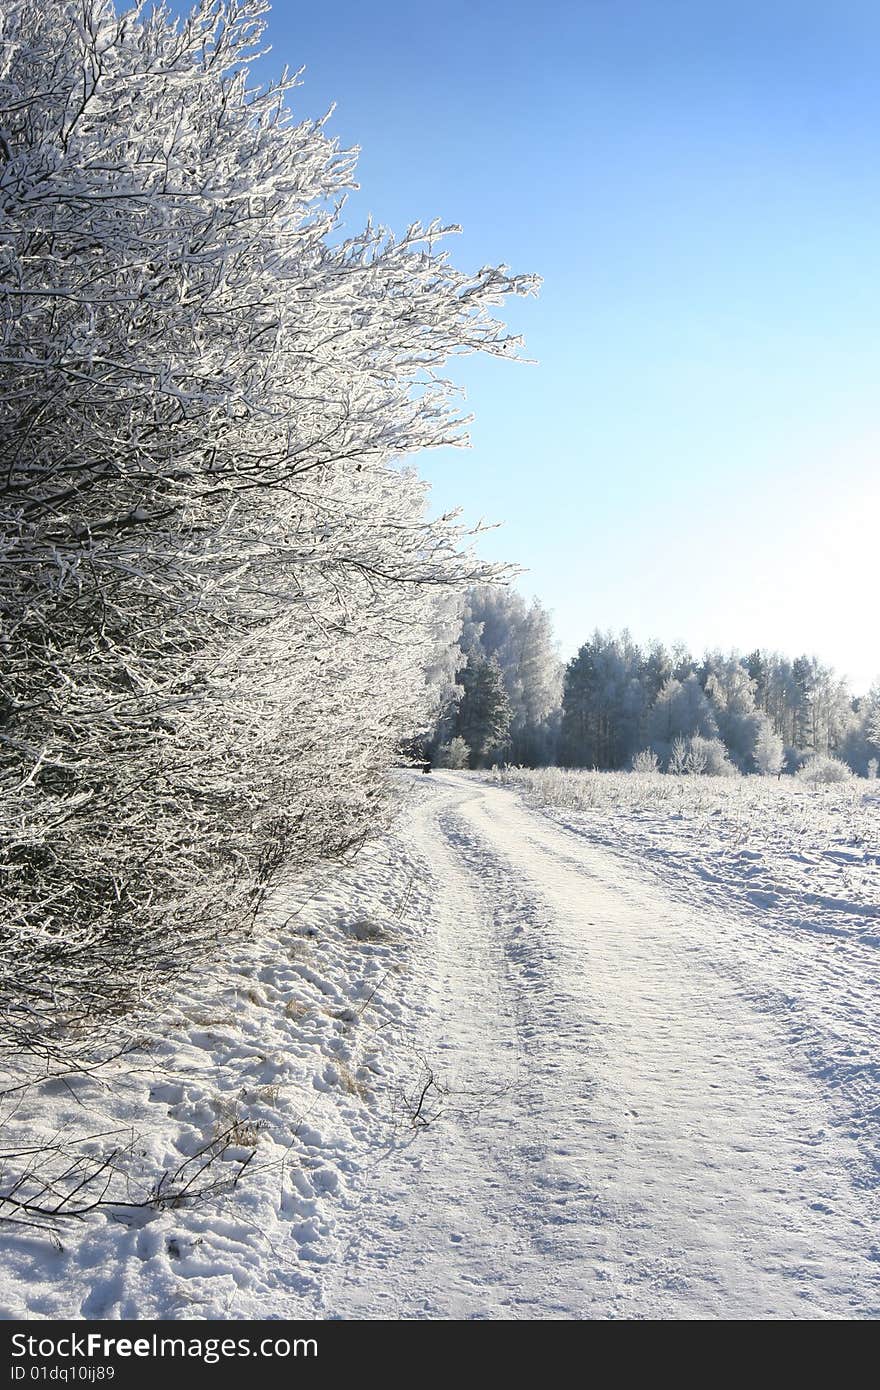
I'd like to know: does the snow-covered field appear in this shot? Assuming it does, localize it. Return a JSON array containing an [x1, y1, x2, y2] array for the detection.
[[488, 768, 880, 946], [3, 769, 880, 1320]]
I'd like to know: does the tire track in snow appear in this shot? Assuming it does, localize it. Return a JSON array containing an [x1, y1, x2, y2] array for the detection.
[[486, 784, 880, 1194], [323, 779, 619, 1319], [326, 773, 880, 1319]]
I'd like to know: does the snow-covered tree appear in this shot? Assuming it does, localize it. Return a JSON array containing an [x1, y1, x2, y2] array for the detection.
[[648, 674, 718, 762], [864, 683, 880, 753], [796, 754, 853, 784], [0, 0, 537, 1052], [752, 721, 785, 776], [559, 630, 645, 768], [684, 736, 737, 777], [703, 655, 762, 768], [631, 748, 659, 774], [435, 736, 470, 770], [453, 656, 513, 767], [417, 591, 468, 751], [667, 737, 688, 775], [440, 586, 562, 764]]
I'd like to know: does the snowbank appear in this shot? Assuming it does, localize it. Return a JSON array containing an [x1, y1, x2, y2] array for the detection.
[[0, 784, 437, 1320]]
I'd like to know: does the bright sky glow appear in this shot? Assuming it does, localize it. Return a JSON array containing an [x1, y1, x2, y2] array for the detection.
[[254, 1, 880, 691]]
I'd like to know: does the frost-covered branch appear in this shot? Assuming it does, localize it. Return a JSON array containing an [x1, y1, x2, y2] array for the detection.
[[0, 0, 537, 1059]]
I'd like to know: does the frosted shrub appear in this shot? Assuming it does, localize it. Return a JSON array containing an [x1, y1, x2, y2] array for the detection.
[[667, 738, 689, 775], [436, 738, 471, 770], [0, 0, 536, 1058], [684, 740, 709, 775], [797, 755, 853, 784], [686, 737, 738, 777], [667, 735, 736, 776], [631, 749, 660, 774]]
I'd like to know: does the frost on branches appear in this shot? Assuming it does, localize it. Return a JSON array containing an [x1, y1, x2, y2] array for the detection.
[[0, 0, 538, 1057]]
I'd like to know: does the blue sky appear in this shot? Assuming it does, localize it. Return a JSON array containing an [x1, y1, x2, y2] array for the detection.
[[253, 1, 879, 692]]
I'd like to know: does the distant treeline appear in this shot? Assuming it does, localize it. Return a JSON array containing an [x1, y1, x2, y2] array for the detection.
[[426, 589, 879, 777]]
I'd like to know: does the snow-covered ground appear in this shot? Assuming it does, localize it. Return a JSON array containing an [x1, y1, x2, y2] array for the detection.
[[489, 766, 880, 1183], [0, 823, 439, 1319], [489, 767, 880, 947], [325, 772, 880, 1319], [2, 770, 879, 1319]]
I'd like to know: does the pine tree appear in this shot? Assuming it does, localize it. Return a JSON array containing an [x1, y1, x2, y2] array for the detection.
[[457, 587, 562, 763], [455, 657, 513, 767]]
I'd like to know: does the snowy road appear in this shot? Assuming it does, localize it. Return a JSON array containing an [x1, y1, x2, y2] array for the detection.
[[325, 773, 880, 1319]]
